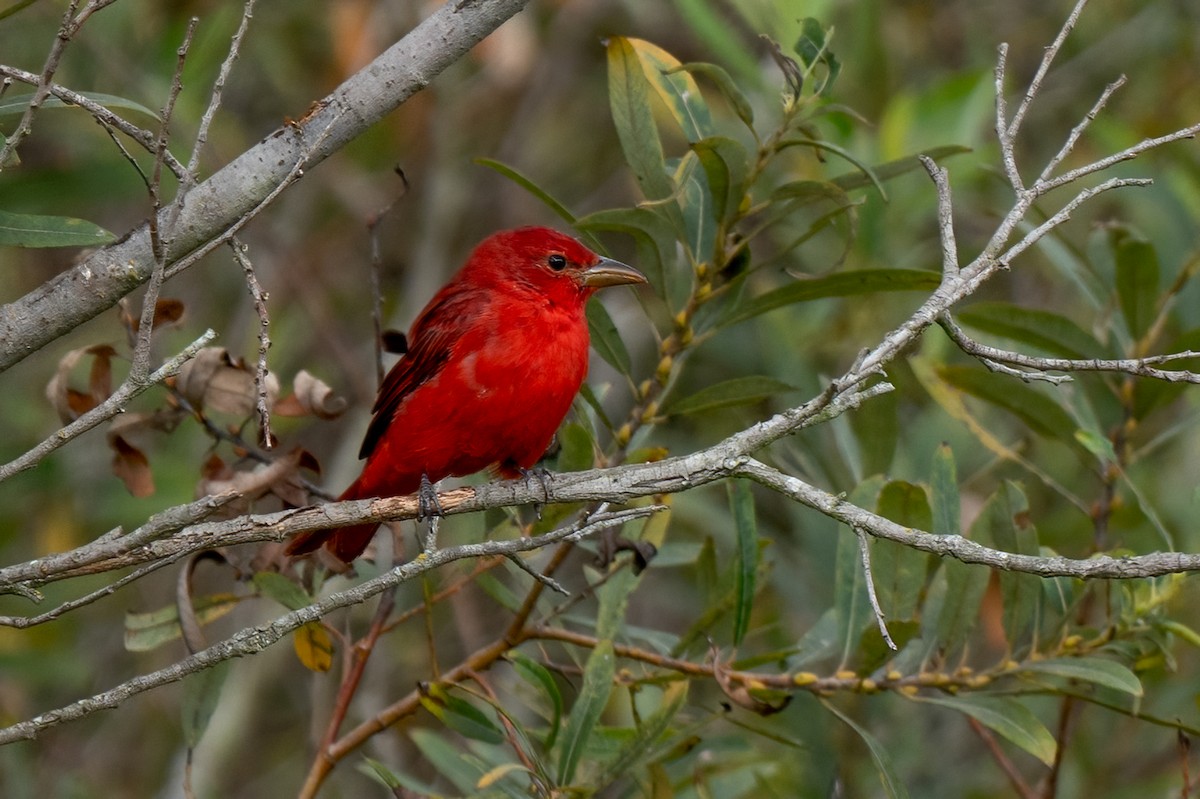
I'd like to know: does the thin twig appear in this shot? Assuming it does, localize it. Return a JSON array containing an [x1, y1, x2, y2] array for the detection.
[[1038, 75, 1126, 183], [229, 239, 276, 448], [920, 155, 959, 276], [854, 527, 897, 651], [1006, 0, 1090, 141]]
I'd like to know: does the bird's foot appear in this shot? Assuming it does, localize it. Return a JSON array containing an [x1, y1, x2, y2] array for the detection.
[[416, 473, 444, 521], [519, 465, 553, 519]]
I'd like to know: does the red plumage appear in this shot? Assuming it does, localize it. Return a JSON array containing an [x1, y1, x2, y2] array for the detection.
[[287, 227, 645, 563]]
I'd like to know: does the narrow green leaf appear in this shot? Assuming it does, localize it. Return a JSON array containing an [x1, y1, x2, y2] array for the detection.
[[673, 61, 754, 128], [849, 386, 898, 478], [420, 686, 506, 744], [872, 481, 932, 621], [124, 594, 241, 652], [821, 700, 911, 799], [1111, 226, 1160, 340], [919, 695, 1056, 766], [181, 661, 231, 749], [829, 145, 971, 192], [727, 480, 758, 647], [676, 151, 717, 263], [663, 375, 797, 417], [253, 571, 311, 611], [770, 179, 854, 210], [410, 728, 482, 793], [0, 209, 116, 248], [722, 269, 939, 330], [936, 366, 1077, 443], [935, 491, 995, 658], [628, 38, 714, 143], [509, 651, 564, 750], [556, 639, 616, 785], [607, 37, 676, 205], [557, 422, 596, 473], [586, 299, 633, 376], [930, 443, 960, 537], [594, 681, 689, 787], [794, 17, 841, 94], [575, 206, 676, 299], [956, 302, 1105, 360], [1020, 657, 1143, 697], [984, 482, 1041, 649], [779, 137, 888, 199], [692, 136, 750, 226], [0, 91, 159, 120], [475, 157, 579, 229]]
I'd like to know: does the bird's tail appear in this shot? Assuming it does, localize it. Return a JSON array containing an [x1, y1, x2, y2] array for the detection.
[[285, 476, 379, 564]]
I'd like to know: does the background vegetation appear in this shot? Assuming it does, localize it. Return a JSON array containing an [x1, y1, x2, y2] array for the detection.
[[3, 0, 1200, 797]]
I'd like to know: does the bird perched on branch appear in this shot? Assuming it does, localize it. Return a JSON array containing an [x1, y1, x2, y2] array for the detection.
[[286, 226, 646, 563]]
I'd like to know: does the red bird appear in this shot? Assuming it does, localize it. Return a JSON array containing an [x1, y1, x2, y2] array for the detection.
[[287, 227, 646, 563]]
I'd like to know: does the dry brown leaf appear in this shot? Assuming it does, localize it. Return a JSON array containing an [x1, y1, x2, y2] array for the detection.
[[152, 298, 186, 329], [275, 370, 347, 420], [175, 347, 278, 416], [110, 434, 155, 498], [45, 344, 119, 423]]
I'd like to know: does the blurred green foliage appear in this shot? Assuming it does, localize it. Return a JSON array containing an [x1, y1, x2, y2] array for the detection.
[[3, 1, 1200, 798]]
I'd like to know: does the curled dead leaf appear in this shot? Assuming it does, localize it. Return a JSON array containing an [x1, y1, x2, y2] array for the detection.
[[195, 450, 314, 516], [175, 347, 278, 416], [45, 344, 119, 423], [109, 434, 154, 498], [275, 370, 347, 419], [709, 642, 790, 716]]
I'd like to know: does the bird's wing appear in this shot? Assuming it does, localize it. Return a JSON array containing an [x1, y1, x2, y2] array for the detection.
[[358, 283, 482, 460]]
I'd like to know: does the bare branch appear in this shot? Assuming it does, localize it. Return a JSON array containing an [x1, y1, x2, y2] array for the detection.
[[940, 314, 1200, 383], [855, 527, 897, 651], [1005, 0, 1089, 141], [0, 505, 660, 744], [920, 155, 959, 276], [1038, 75, 1126, 183], [229, 239, 275, 448]]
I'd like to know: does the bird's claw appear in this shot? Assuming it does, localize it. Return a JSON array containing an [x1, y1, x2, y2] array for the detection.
[[519, 465, 553, 519], [416, 473, 444, 520]]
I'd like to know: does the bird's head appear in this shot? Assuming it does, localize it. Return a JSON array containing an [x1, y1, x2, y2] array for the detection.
[[466, 227, 646, 306]]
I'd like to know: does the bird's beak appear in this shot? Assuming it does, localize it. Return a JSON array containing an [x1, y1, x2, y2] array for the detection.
[[580, 257, 647, 288]]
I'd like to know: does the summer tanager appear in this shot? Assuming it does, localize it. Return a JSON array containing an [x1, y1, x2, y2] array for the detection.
[[286, 227, 646, 563]]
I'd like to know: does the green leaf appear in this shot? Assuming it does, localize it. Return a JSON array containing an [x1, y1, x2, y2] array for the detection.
[[849, 385, 897, 478], [0, 91, 159, 120], [1111, 226, 1160, 341], [594, 681, 689, 787], [956, 302, 1105, 360], [770, 179, 854, 210], [872, 481, 932, 621], [475, 157, 579, 229], [935, 366, 1077, 443], [252, 571, 312, 611], [410, 728, 483, 793], [935, 491, 995, 658], [727, 480, 758, 647], [586, 299, 633, 376], [692, 136, 750, 227], [575, 206, 676, 299], [556, 422, 596, 473], [181, 661, 231, 749], [124, 593, 242, 652], [509, 651, 564, 750], [420, 685, 506, 745], [829, 145, 972, 192], [556, 639, 616, 785], [663, 375, 797, 417], [0, 209, 116, 248], [722, 269, 940, 329], [673, 61, 754, 128], [982, 482, 1041, 649], [930, 443, 960, 537], [1020, 657, 1144, 697], [794, 17, 841, 94], [628, 38, 714, 143], [919, 695, 1056, 766], [607, 37, 676, 206], [780, 137, 887, 198], [821, 700, 911, 799]]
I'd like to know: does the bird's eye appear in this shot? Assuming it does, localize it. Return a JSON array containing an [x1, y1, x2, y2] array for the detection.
[[548, 254, 567, 271]]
